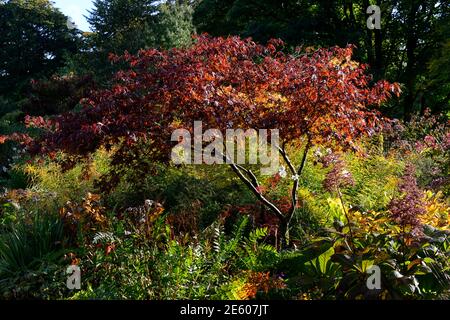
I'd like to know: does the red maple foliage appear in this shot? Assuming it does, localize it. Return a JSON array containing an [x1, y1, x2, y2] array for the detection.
[[18, 35, 401, 246]]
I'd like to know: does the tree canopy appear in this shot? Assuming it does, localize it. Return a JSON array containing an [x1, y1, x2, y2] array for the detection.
[[78, 0, 196, 83], [0, 0, 80, 97]]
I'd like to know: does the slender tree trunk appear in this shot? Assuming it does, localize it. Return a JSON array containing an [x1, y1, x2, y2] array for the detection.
[[374, 27, 383, 77], [277, 142, 311, 248], [278, 217, 290, 250], [223, 139, 311, 249], [403, 1, 420, 121], [363, 0, 375, 69]]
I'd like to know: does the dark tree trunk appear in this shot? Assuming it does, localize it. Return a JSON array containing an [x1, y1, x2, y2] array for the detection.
[[363, 0, 375, 68], [374, 28, 383, 76], [403, 0, 420, 121], [277, 217, 290, 250]]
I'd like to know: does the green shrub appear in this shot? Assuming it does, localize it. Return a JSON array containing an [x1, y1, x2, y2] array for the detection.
[[0, 212, 64, 275], [276, 209, 450, 299], [0, 211, 69, 299], [0, 96, 18, 118], [19, 149, 111, 211]]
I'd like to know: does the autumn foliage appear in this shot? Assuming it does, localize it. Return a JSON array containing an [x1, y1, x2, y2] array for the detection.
[[25, 35, 399, 153], [18, 35, 401, 245]]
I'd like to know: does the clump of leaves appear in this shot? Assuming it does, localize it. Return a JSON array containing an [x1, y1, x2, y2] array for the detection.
[[60, 192, 109, 245], [388, 164, 426, 240], [0, 212, 68, 299], [69, 214, 284, 300], [276, 203, 450, 300], [422, 190, 450, 229], [384, 109, 450, 194]]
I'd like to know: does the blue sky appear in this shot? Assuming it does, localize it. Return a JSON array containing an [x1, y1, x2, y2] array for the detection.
[[52, 0, 94, 31]]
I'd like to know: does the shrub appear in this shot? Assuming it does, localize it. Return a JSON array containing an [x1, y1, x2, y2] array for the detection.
[[276, 207, 450, 299], [384, 109, 450, 194], [106, 163, 255, 232], [0, 96, 19, 118], [345, 150, 403, 212], [20, 149, 111, 211], [0, 211, 68, 299]]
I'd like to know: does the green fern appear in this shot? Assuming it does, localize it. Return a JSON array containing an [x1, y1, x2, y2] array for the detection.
[[240, 227, 279, 271]]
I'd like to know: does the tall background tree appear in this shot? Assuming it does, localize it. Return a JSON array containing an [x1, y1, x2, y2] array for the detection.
[[0, 0, 197, 118], [0, 0, 80, 100], [87, 0, 159, 55], [156, 0, 196, 49], [79, 0, 196, 83], [87, 0, 195, 52]]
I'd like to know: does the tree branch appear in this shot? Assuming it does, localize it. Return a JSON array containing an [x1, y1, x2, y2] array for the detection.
[[229, 163, 285, 220], [286, 141, 311, 222], [278, 146, 296, 175]]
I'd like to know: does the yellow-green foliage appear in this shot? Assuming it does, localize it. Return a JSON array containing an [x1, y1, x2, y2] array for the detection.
[[345, 152, 403, 211], [422, 190, 450, 229], [19, 148, 111, 210], [298, 187, 328, 218]]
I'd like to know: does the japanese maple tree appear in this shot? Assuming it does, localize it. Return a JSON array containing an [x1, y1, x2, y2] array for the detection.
[[14, 35, 401, 246]]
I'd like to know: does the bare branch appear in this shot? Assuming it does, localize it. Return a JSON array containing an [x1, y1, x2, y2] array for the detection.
[[278, 146, 296, 175], [229, 163, 285, 220]]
